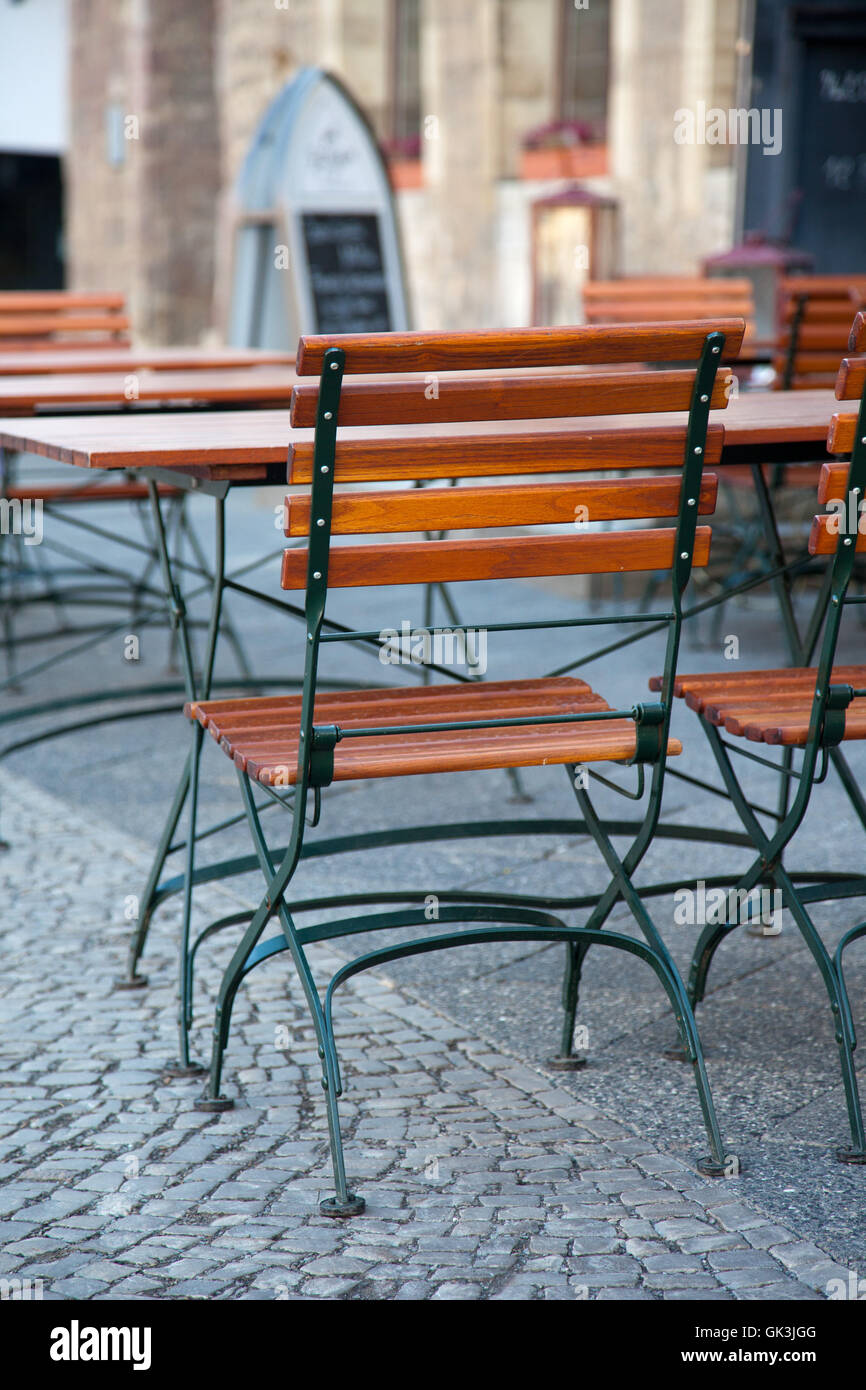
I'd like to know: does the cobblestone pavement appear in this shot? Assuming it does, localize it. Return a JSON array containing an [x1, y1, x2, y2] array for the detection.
[[0, 770, 855, 1301]]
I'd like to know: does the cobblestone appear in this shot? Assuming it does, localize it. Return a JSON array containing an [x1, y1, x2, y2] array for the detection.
[[0, 771, 842, 1301]]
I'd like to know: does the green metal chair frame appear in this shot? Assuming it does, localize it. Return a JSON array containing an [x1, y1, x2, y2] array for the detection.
[[642, 377, 866, 1163], [174, 321, 745, 1215]]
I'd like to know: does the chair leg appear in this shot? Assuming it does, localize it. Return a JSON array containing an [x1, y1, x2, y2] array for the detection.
[[574, 783, 731, 1174], [120, 746, 192, 987], [548, 941, 589, 1069], [163, 722, 206, 1077], [775, 865, 866, 1162]]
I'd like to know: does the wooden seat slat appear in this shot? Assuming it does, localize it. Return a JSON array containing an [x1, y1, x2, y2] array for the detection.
[[187, 679, 681, 785]]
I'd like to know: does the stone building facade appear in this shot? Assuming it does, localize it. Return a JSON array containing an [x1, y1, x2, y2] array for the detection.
[[64, 0, 745, 343]]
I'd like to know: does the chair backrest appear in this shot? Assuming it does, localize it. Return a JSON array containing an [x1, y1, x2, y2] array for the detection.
[[0, 291, 130, 350], [581, 279, 755, 349], [280, 320, 743, 791], [783, 347, 866, 757], [775, 276, 866, 389]]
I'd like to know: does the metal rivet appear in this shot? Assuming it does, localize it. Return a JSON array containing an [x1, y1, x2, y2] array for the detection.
[[313, 570, 322, 579], [687, 498, 696, 506], [832, 595, 840, 604], [300, 730, 305, 738], [711, 346, 720, 354], [844, 537, 853, 546], [323, 411, 333, 420], [307, 633, 313, 642], [694, 446, 702, 455], [700, 394, 709, 403], [680, 551, 689, 560], [330, 362, 339, 370], [316, 518, 325, 527], [321, 465, 329, 473]]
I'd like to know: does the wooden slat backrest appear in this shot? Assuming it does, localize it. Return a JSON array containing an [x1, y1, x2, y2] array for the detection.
[[808, 368, 866, 554], [582, 278, 753, 299], [283, 321, 734, 591], [774, 279, 865, 389], [0, 292, 129, 348]]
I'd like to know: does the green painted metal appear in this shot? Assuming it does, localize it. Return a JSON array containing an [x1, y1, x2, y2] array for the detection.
[[181, 333, 746, 1212], [678, 377, 866, 1161]]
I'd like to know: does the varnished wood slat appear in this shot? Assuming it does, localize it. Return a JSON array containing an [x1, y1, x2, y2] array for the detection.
[[809, 514, 866, 554], [281, 526, 711, 589], [0, 314, 131, 336], [650, 665, 866, 699], [745, 710, 866, 746], [289, 369, 733, 428], [185, 678, 683, 784], [0, 367, 297, 413], [827, 412, 860, 454], [295, 320, 746, 375], [0, 291, 125, 312], [582, 277, 753, 299], [778, 325, 852, 349], [2, 482, 180, 502], [772, 353, 844, 376], [289, 423, 725, 483], [818, 461, 849, 503], [835, 357, 866, 401], [284, 474, 718, 536], [850, 312, 866, 353], [0, 346, 295, 375], [781, 275, 866, 297]]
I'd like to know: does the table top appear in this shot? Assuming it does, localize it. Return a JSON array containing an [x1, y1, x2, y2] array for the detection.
[[0, 388, 846, 483], [0, 345, 296, 376], [0, 365, 299, 414]]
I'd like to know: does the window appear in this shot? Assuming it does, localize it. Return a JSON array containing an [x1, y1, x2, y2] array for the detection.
[[556, 0, 610, 137], [388, 0, 421, 151]]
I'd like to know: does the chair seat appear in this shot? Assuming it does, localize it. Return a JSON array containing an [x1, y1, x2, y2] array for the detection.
[[651, 665, 866, 745], [187, 676, 682, 785]]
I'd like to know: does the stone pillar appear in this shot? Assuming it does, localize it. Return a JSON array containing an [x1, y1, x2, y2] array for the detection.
[[416, 0, 500, 329], [609, 0, 738, 273], [67, 0, 220, 344]]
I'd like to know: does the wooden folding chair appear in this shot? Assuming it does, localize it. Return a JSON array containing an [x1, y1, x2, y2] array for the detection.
[[647, 354, 866, 1164], [176, 318, 744, 1215]]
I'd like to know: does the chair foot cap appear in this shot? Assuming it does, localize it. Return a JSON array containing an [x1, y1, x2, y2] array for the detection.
[[114, 973, 148, 991], [836, 1146, 866, 1165], [696, 1156, 732, 1178], [162, 1061, 207, 1080], [194, 1094, 234, 1112], [546, 1054, 588, 1071], [319, 1194, 365, 1219]]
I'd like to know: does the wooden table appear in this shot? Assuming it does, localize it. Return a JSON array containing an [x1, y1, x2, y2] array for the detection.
[[0, 346, 296, 375], [0, 365, 299, 415], [0, 387, 846, 484]]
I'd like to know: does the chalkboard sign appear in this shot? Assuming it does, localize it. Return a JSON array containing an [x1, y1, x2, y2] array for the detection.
[[228, 69, 409, 347], [301, 212, 391, 333]]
